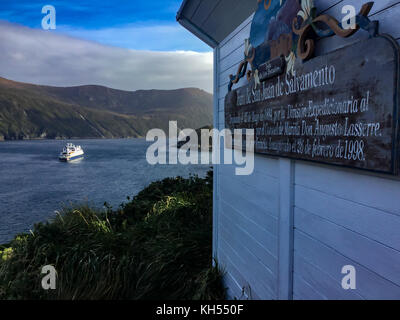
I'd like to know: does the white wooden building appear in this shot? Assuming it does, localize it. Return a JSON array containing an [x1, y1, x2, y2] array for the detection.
[[177, 0, 400, 299]]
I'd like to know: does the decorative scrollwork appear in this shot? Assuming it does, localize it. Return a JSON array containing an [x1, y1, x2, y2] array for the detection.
[[293, 2, 376, 60], [263, 0, 272, 11], [229, 60, 248, 91], [228, 1, 380, 92]]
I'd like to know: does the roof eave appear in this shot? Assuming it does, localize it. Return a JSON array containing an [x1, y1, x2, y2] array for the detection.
[[176, 0, 189, 21], [176, 0, 219, 48]]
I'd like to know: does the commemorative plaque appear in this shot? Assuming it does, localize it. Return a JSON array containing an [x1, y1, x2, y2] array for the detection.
[[225, 1, 400, 174]]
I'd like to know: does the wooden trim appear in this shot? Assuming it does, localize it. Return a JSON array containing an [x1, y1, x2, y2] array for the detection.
[[213, 46, 220, 262], [278, 159, 295, 300]]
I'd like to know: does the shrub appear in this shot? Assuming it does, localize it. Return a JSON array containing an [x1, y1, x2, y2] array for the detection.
[[0, 171, 225, 300]]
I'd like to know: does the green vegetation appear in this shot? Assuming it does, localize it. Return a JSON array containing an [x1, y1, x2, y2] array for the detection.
[[0, 77, 213, 140], [0, 171, 225, 300]]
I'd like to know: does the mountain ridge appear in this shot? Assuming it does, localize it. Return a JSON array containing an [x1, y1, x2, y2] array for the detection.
[[0, 77, 213, 140]]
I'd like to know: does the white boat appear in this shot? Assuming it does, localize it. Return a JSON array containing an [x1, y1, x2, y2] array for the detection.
[[59, 143, 84, 162]]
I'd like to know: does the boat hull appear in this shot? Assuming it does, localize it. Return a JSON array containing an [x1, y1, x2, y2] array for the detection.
[[59, 153, 84, 162]]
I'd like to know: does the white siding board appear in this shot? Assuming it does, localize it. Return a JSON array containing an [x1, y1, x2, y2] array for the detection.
[[294, 230, 400, 299], [220, 178, 279, 236], [294, 253, 364, 299], [219, 65, 243, 90], [218, 84, 229, 103], [218, 111, 224, 127], [219, 201, 278, 273], [223, 271, 245, 300], [219, 158, 279, 181], [292, 273, 328, 300], [323, 0, 400, 17], [219, 14, 253, 58], [218, 73, 248, 99], [219, 42, 246, 75], [372, 3, 400, 39], [218, 235, 277, 299], [218, 97, 224, 111], [218, 67, 246, 94], [295, 163, 400, 215], [218, 172, 279, 217], [218, 154, 279, 179], [252, 154, 281, 178], [295, 185, 400, 250], [314, 0, 343, 13], [218, 249, 251, 299], [223, 270, 263, 300], [294, 208, 400, 286]]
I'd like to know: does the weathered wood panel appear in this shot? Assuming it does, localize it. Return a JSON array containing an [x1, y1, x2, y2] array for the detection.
[[225, 35, 400, 174]]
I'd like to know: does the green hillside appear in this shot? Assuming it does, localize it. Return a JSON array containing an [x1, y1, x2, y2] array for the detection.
[[0, 77, 213, 140]]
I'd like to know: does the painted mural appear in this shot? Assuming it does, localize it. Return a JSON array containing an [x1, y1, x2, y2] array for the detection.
[[229, 0, 378, 91]]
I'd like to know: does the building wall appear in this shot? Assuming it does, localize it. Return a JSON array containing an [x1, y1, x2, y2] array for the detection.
[[213, 0, 400, 300]]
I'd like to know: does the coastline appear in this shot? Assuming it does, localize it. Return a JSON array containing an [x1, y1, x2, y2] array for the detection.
[[0, 172, 225, 300], [0, 136, 145, 142]]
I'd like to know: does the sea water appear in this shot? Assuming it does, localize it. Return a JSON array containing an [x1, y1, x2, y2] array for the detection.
[[0, 139, 211, 243]]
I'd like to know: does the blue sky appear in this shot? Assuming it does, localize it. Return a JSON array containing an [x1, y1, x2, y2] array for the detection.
[[0, 0, 210, 52], [0, 1, 213, 91]]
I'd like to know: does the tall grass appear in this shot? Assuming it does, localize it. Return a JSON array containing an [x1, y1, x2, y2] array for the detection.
[[0, 171, 225, 300]]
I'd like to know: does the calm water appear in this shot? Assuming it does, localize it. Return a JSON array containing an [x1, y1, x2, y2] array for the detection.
[[0, 139, 211, 244]]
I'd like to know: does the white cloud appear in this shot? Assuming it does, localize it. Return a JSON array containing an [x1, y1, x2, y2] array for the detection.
[[0, 21, 214, 92], [56, 23, 211, 52]]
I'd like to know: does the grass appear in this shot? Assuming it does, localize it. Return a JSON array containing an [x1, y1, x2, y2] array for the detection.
[[0, 170, 226, 300]]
